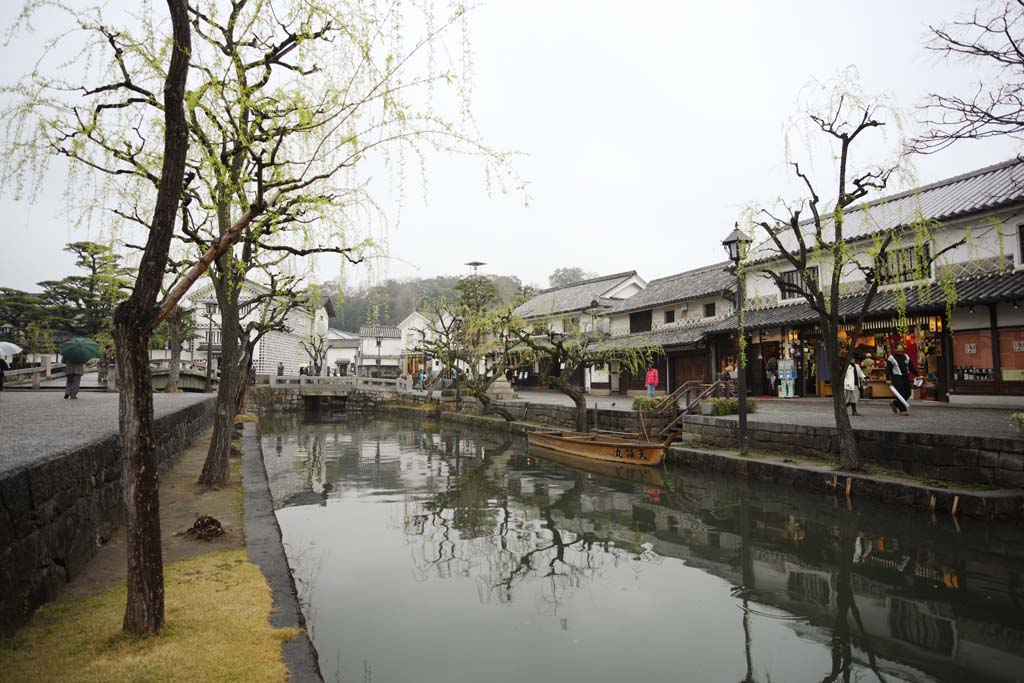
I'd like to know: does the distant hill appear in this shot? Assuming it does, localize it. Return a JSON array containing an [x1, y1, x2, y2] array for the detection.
[[326, 274, 532, 331]]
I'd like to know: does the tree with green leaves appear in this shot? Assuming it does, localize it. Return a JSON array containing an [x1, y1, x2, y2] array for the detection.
[[548, 267, 597, 289], [420, 293, 523, 421], [36, 242, 133, 338], [514, 309, 661, 432], [160, 0, 519, 487]]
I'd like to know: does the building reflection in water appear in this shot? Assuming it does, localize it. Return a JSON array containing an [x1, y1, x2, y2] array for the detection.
[[262, 415, 1024, 683]]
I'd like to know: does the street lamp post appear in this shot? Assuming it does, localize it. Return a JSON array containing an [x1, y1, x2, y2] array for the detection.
[[203, 298, 217, 393], [375, 330, 383, 378], [723, 226, 752, 455]]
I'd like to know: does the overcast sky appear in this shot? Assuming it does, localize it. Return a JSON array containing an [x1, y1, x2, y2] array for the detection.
[[0, 0, 1009, 292]]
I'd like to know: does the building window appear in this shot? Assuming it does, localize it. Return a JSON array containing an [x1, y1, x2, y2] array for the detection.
[[780, 267, 818, 300], [1018, 225, 1024, 265], [664, 310, 675, 324], [629, 310, 652, 333], [879, 245, 931, 284], [703, 302, 716, 318]]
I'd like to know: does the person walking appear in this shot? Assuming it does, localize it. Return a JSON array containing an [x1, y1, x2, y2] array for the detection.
[[64, 361, 84, 399], [766, 354, 779, 395], [98, 344, 113, 385], [843, 355, 865, 416], [0, 356, 8, 391], [886, 344, 917, 416], [645, 365, 659, 398]]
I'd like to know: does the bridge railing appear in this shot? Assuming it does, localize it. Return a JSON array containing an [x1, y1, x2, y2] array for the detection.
[[267, 374, 401, 392], [149, 358, 216, 377], [4, 362, 68, 389]]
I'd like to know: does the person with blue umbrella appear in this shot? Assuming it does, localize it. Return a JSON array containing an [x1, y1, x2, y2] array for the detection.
[[60, 337, 100, 399]]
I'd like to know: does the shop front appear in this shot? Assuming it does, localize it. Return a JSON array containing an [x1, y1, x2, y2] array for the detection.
[[713, 312, 950, 401], [836, 314, 948, 402], [948, 302, 1024, 404]]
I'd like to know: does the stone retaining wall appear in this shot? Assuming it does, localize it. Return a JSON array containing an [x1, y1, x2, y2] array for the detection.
[[491, 400, 670, 434], [667, 447, 1024, 520], [0, 397, 216, 636], [680, 416, 1024, 489]]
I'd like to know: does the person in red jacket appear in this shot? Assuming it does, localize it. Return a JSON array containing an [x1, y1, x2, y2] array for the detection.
[[645, 366, 659, 398]]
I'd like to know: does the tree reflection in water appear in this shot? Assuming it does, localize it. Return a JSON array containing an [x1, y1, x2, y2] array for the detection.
[[265, 418, 1024, 683], [402, 431, 658, 620]]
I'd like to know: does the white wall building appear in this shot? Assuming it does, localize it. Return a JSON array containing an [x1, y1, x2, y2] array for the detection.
[[356, 324, 403, 377], [186, 278, 333, 376], [511, 271, 646, 391], [325, 328, 359, 375], [727, 157, 1024, 405]]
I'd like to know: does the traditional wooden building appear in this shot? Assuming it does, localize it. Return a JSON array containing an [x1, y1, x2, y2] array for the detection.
[[711, 157, 1024, 406], [601, 262, 735, 395]]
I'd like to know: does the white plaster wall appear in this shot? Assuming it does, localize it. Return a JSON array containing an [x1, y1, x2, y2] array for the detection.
[[744, 210, 1024, 304], [609, 314, 631, 336]]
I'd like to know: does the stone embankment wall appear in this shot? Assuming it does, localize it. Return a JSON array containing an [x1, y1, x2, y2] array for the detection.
[[489, 400, 670, 434], [245, 387, 424, 415], [0, 398, 216, 636], [679, 416, 1024, 489]]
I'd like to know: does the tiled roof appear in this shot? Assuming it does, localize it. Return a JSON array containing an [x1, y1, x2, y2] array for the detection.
[[358, 325, 401, 339], [604, 262, 734, 315], [513, 271, 637, 319], [748, 157, 1024, 262], [599, 322, 717, 351], [707, 270, 1024, 334]]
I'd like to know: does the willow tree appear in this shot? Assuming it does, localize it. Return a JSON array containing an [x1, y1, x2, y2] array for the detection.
[[421, 288, 524, 421], [167, 0, 519, 486], [6, 0, 519, 487], [742, 74, 967, 470], [514, 310, 661, 432], [2, 0, 515, 630], [2, 0, 193, 634]]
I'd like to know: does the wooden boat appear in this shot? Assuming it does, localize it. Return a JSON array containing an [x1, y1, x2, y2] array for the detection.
[[528, 445, 666, 487], [527, 430, 670, 467]]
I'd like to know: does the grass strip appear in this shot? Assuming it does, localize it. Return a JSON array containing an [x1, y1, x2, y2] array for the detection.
[[0, 549, 300, 683]]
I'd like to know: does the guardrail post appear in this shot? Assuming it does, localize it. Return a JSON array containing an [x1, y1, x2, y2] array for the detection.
[[31, 369, 40, 390]]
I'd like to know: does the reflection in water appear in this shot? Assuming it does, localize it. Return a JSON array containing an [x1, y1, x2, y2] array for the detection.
[[262, 415, 1024, 683]]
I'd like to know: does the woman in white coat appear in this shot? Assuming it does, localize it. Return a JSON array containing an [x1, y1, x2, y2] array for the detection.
[[843, 355, 866, 416]]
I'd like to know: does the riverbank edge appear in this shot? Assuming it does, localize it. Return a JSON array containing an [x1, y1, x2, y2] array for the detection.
[[378, 403, 1024, 521], [240, 422, 323, 683]]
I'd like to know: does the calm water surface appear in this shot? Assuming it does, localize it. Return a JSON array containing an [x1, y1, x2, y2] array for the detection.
[[261, 416, 1024, 683]]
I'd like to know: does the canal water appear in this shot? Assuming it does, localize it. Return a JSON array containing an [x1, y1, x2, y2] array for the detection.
[[261, 415, 1024, 683]]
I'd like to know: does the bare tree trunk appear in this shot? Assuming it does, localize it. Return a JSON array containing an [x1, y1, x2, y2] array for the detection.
[[826, 331, 860, 470], [114, 315, 165, 634], [476, 389, 515, 422], [233, 345, 253, 417], [551, 376, 587, 432], [199, 275, 240, 486], [164, 310, 182, 393], [115, 0, 190, 635]]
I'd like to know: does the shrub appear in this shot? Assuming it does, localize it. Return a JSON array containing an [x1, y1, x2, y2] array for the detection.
[[1010, 412, 1024, 436], [710, 398, 758, 415], [631, 397, 663, 412]]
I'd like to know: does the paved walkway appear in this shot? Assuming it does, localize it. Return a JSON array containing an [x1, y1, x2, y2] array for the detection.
[[0, 391, 214, 476], [510, 389, 1023, 440]]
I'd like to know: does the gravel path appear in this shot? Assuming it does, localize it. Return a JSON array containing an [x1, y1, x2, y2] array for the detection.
[[0, 391, 213, 476]]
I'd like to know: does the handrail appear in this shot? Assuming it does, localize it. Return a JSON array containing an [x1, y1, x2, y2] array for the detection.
[[659, 380, 726, 437], [655, 380, 703, 414]]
